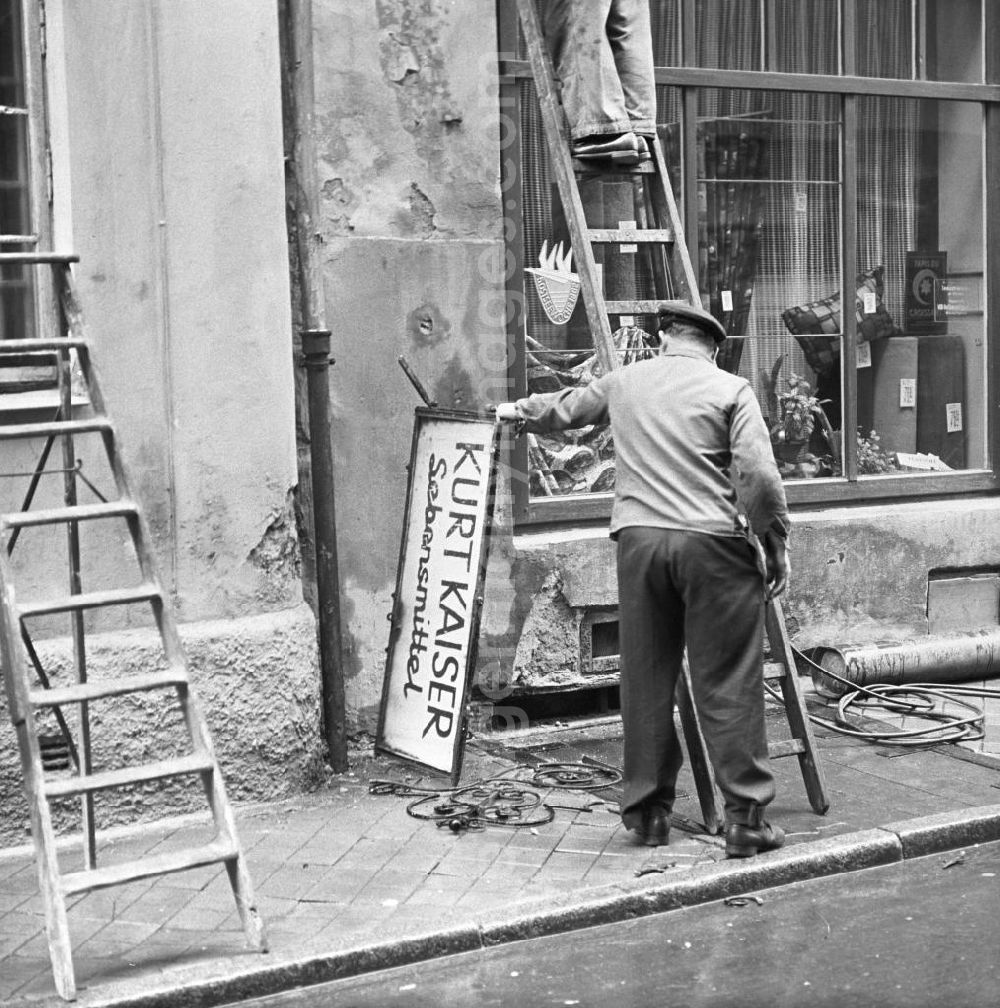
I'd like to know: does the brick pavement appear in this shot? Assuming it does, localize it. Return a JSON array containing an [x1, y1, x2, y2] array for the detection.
[[1, 685, 998, 1007]]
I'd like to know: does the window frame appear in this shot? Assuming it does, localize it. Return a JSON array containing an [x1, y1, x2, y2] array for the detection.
[[1, 0, 57, 401], [498, 0, 1000, 526]]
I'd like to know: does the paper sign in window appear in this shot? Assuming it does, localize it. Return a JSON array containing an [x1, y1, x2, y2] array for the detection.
[[899, 379, 916, 408], [946, 402, 963, 433]]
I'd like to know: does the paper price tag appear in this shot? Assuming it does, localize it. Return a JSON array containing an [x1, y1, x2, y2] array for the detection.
[[862, 291, 877, 315], [856, 342, 871, 368], [899, 378, 916, 408], [721, 290, 733, 312], [618, 219, 637, 254], [946, 402, 963, 433], [620, 316, 635, 327]]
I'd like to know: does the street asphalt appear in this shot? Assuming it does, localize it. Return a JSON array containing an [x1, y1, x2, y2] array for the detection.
[[1, 684, 999, 1008]]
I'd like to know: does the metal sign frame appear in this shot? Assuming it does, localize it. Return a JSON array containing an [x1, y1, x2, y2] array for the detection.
[[376, 407, 501, 783]]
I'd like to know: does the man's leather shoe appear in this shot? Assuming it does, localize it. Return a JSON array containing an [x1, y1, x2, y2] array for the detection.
[[572, 132, 649, 165], [637, 808, 670, 847], [725, 819, 785, 858]]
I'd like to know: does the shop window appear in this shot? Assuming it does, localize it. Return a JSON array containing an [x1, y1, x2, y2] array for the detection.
[[856, 0, 983, 84], [0, 0, 38, 345], [500, 0, 997, 519]]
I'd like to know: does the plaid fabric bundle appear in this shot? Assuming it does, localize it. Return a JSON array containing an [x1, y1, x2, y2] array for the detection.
[[781, 266, 899, 375]]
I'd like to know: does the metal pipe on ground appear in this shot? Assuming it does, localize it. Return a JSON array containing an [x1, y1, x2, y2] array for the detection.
[[809, 627, 1000, 698]]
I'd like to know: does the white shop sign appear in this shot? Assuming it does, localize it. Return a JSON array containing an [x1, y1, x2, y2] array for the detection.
[[376, 409, 501, 780]]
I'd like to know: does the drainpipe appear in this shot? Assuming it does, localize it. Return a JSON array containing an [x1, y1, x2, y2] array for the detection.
[[280, 0, 348, 770], [302, 331, 347, 771]]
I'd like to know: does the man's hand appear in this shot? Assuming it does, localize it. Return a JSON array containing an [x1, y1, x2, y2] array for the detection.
[[761, 529, 790, 601], [494, 402, 523, 423]]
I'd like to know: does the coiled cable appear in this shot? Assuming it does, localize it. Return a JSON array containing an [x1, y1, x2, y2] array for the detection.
[[769, 645, 1000, 747]]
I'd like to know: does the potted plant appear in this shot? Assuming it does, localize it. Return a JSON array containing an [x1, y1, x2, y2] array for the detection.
[[767, 367, 832, 467]]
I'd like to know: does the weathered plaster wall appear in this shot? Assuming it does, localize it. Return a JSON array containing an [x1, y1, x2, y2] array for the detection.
[[0, 605, 322, 846], [478, 498, 1000, 695], [0, 3, 324, 844], [312, 0, 507, 730], [52, 0, 302, 622]]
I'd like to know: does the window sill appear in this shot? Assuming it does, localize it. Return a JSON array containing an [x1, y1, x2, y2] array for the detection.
[[516, 470, 1000, 527]]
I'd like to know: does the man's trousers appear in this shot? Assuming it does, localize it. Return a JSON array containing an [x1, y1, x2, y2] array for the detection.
[[616, 526, 776, 830], [541, 0, 656, 140]]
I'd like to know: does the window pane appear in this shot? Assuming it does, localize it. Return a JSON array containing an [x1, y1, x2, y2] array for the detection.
[[855, 0, 914, 78], [686, 88, 843, 481], [519, 74, 669, 499], [857, 96, 986, 474], [0, 0, 35, 342], [769, 0, 839, 75], [926, 0, 983, 84], [855, 0, 983, 83], [695, 0, 763, 71], [650, 0, 680, 66]]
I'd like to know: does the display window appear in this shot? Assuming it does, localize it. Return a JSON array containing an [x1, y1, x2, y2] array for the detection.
[[499, 0, 998, 521], [0, 0, 37, 343]]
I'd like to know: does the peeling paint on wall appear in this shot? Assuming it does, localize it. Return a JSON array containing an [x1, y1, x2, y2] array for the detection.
[[382, 30, 421, 83], [406, 182, 438, 235], [247, 491, 303, 607], [375, 0, 458, 164], [321, 176, 355, 232]]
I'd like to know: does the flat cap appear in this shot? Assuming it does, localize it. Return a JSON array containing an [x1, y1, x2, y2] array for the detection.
[[656, 299, 728, 343]]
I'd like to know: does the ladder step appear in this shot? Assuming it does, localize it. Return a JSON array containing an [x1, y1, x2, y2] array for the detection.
[[574, 158, 656, 175], [0, 337, 88, 354], [604, 300, 681, 315], [763, 660, 787, 680], [29, 669, 188, 708], [0, 417, 110, 441], [18, 584, 161, 618], [586, 228, 675, 244], [768, 738, 807, 759], [61, 838, 238, 896], [2, 501, 137, 530], [44, 751, 215, 798]]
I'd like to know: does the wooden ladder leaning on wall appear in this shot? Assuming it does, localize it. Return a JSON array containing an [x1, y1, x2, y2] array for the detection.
[[0, 252, 266, 1001], [512, 0, 830, 830]]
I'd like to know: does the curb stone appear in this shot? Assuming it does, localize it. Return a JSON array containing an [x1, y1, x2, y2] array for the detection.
[[30, 804, 998, 1008]]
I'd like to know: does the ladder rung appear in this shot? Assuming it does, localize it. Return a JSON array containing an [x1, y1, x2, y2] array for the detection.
[[763, 661, 786, 680], [18, 584, 160, 618], [0, 252, 79, 265], [44, 752, 215, 798], [586, 228, 675, 244], [0, 417, 110, 441], [574, 159, 656, 175], [604, 300, 682, 315], [2, 501, 137, 530], [0, 337, 88, 354], [61, 839, 237, 896], [29, 669, 188, 708], [768, 738, 807, 759]]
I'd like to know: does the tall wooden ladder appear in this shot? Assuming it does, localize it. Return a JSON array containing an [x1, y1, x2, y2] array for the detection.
[[513, 0, 699, 377], [0, 253, 266, 1001], [513, 0, 829, 832]]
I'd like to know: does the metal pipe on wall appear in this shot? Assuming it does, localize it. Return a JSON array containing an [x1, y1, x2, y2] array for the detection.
[[280, 0, 347, 770]]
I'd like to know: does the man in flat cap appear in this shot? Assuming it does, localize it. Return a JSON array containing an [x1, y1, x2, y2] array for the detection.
[[496, 301, 790, 857]]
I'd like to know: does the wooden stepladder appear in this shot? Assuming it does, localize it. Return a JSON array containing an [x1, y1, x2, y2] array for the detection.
[[513, 1, 829, 832], [0, 253, 266, 1000]]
